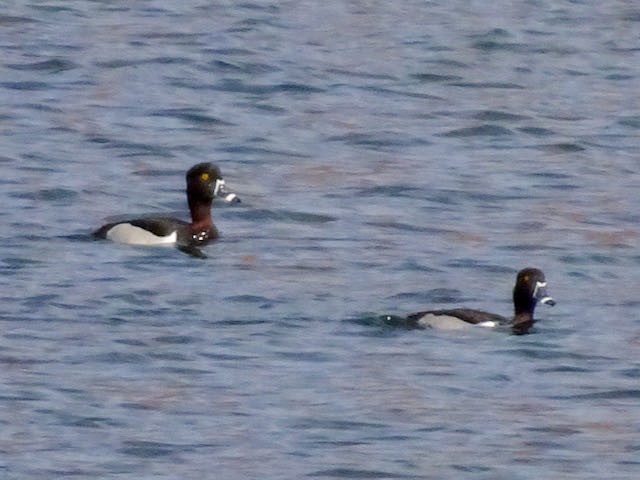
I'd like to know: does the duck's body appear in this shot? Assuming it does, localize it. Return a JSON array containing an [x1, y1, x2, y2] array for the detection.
[[406, 268, 555, 334], [94, 163, 238, 247]]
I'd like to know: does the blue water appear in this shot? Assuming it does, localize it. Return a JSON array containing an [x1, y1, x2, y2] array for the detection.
[[1, 2, 639, 479]]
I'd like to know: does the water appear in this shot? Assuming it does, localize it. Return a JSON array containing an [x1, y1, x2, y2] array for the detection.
[[1, 1, 639, 478]]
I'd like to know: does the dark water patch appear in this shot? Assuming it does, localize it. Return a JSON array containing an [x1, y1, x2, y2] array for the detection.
[[294, 418, 386, 431], [86, 137, 173, 157], [218, 144, 309, 158], [363, 221, 448, 235], [234, 208, 336, 224], [149, 352, 192, 362], [400, 259, 442, 274], [559, 254, 618, 265], [618, 116, 640, 129], [411, 73, 463, 82], [358, 85, 442, 101], [6, 58, 77, 73], [119, 440, 204, 458], [472, 110, 528, 121], [1, 81, 49, 91], [356, 185, 422, 198], [28, 4, 80, 13], [472, 40, 525, 52], [153, 335, 197, 345], [95, 56, 191, 69], [0, 15, 36, 25], [275, 350, 333, 363], [308, 468, 413, 479], [528, 171, 573, 180], [198, 78, 325, 95], [19, 103, 63, 113], [0, 355, 47, 366], [51, 411, 120, 428], [440, 125, 513, 137], [104, 291, 156, 307], [2, 256, 45, 271], [249, 102, 287, 114], [387, 288, 464, 304], [10, 187, 77, 202], [534, 142, 586, 153], [525, 425, 581, 435], [150, 108, 233, 126], [553, 389, 640, 401], [328, 132, 430, 149], [200, 352, 258, 361], [496, 348, 609, 362], [202, 59, 280, 75], [88, 352, 148, 364], [327, 67, 396, 81], [518, 126, 555, 136], [114, 338, 148, 347], [535, 365, 591, 374], [451, 464, 492, 473], [444, 259, 514, 274], [0, 390, 46, 401], [470, 28, 525, 52], [203, 47, 255, 56], [605, 73, 634, 81], [449, 82, 525, 89]]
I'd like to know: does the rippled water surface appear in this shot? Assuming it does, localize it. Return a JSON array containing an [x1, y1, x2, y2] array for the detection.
[[1, 2, 639, 479]]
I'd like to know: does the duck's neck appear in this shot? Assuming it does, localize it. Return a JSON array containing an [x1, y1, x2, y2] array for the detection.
[[189, 200, 213, 232], [512, 296, 536, 333]]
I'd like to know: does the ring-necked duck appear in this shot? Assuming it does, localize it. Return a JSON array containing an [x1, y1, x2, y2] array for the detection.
[[404, 268, 555, 334], [94, 162, 239, 247]]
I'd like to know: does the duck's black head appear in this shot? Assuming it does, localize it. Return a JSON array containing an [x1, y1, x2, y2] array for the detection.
[[186, 162, 224, 206], [513, 267, 555, 317]]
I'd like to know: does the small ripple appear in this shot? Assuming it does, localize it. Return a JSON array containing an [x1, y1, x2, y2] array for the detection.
[[149, 108, 233, 126], [559, 254, 618, 265], [1, 81, 49, 91], [10, 187, 77, 202], [153, 335, 197, 344], [440, 125, 513, 137], [6, 58, 77, 73], [444, 260, 514, 274], [472, 110, 528, 121], [618, 116, 640, 129], [411, 73, 463, 82], [449, 82, 525, 89], [0, 15, 36, 25], [119, 440, 192, 458], [518, 126, 556, 136], [552, 389, 640, 400], [88, 352, 148, 364], [534, 143, 586, 153], [328, 132, 430, 149], [308, 468, 414, 479], [234, 209, 336, 224], [95, 57, 191, 68]]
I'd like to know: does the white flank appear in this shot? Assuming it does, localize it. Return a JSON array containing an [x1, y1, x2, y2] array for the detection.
[[477, 321, 497, 328], [106, 223, 177, 245], [417, 314, 472, 330]]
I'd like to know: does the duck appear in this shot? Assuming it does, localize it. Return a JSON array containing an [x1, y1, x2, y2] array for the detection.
[[404, 268, 555, 334], [94, 162, 239, 247]]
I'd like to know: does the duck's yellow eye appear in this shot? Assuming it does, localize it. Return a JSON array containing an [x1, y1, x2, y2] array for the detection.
[[200, 173, 209, 182], [523, 275, 529, 282]]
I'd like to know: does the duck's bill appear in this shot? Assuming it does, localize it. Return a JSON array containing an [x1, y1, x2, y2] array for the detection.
[[534, 281, 555, 306], [540, 296, 556, 306], [214, 179, 241, 203]]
